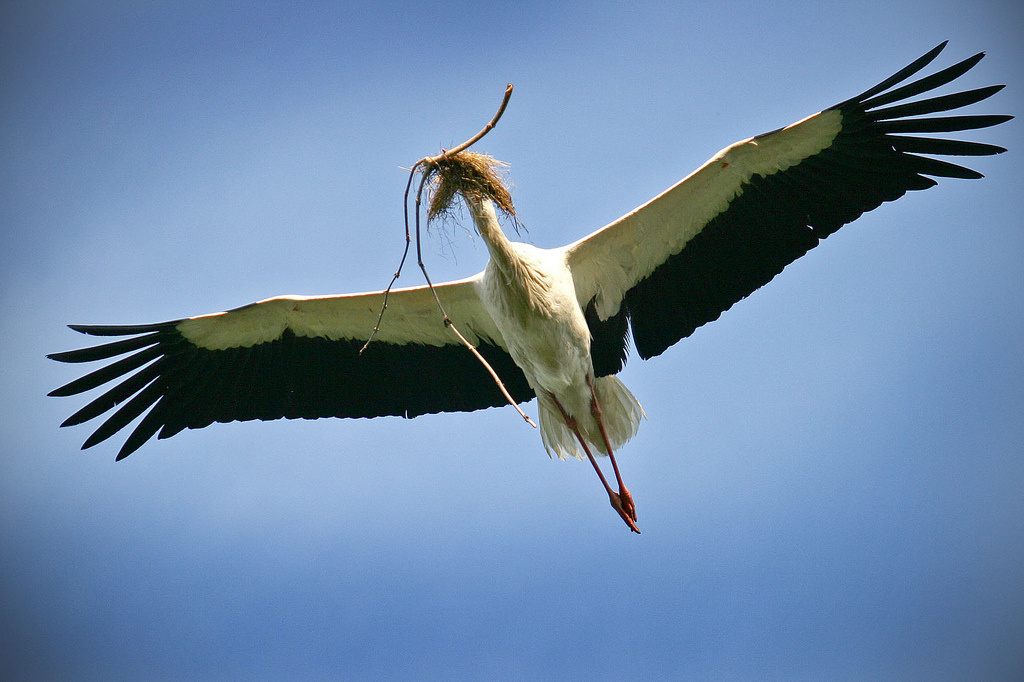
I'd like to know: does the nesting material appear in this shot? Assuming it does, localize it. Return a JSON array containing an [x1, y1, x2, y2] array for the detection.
[[424, 152, 517, 224]]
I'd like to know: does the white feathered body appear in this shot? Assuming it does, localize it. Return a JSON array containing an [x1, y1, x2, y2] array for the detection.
[[471, 198, 644, 461]]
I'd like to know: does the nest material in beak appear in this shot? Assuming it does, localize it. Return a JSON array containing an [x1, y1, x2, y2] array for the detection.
[[423, 152, 516, 223]]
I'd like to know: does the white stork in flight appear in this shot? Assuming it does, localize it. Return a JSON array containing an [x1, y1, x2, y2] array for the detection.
[[50, 43, 1010, 533]]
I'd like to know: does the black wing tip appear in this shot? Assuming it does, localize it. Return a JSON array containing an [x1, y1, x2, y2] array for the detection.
[[74, 438, 124, 462], [80, 431, 107, 450], [50, 322, 182, 456], [67, 322, 175, 336], [48, 348, 93, 364], [839, 42, 997, 114], [60, 414, 83, 427], [918, 41, 949, 63], [844, 43, 1010, 179]]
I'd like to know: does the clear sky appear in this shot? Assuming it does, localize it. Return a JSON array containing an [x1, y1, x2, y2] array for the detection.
[[3, 1, 1022, 679]]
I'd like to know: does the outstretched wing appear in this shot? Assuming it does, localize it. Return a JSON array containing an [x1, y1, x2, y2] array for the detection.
[[568, 42, 1011, 374], [49, 275, 534, 460]]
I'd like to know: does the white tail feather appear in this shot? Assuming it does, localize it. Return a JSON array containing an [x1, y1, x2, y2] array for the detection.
[[537, 376, 645, 461]]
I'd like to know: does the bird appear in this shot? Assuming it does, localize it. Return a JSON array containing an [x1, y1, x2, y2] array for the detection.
[[49, 43, 1010, 533]]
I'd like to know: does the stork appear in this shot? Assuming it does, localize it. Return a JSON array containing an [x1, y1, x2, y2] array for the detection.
[[50, 43, 1010, 533]]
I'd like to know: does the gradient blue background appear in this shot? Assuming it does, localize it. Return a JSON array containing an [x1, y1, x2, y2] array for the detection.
[[3, 2, 1022, 679]]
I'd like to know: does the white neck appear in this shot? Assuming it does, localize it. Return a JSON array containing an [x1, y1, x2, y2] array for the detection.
[[466, 195, 517, 272]]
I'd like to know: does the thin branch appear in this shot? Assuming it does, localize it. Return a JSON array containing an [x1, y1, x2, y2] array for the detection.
[[421, 84, 513, 165], [361, 85, 534, 428], [362, 84, 513, 355], [358, 168, 418, 355], [412, 152, 535, 428], [445, 317, 537, 428]]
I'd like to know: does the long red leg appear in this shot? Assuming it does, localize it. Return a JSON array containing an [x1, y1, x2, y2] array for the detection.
[[548, 392, 640, 534], [585, 374, 637, 524]]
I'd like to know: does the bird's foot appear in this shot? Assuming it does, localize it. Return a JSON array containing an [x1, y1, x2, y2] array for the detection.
[[609, 488, 640, 534]]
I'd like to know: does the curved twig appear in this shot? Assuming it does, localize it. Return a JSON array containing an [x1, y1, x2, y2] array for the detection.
[[421, 83, 513, 165], [361, 84, 513, 355], [362, 85, 535, 428], [358, 167, 418, 355]]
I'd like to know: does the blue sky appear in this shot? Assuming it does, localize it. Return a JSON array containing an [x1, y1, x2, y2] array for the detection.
[[3, 1, 1022, 679]]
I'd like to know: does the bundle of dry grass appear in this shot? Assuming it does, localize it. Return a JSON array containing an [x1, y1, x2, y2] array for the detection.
[[423, 151, 517, 224]]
